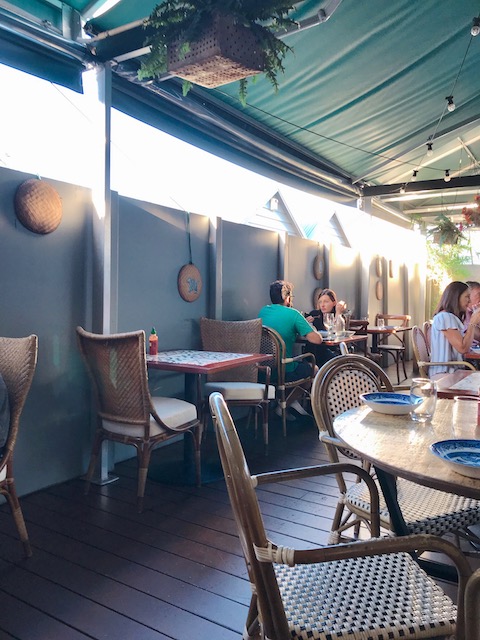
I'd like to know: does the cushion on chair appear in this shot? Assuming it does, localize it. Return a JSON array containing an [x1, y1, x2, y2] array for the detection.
[[275, 552, 456, 639], [204, 381, 276, 401], [0, 466, 5, 482], [103, 397, 197, 436]]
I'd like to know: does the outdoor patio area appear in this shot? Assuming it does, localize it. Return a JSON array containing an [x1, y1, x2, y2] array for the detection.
[[1, 359, 475, 640]]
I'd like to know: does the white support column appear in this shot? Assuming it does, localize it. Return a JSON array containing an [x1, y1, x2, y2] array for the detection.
[[84, 63, 118, 485]]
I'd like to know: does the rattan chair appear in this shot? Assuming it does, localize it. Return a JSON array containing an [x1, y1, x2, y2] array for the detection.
[[209, 391, 470, 640], [200, 317, 275, 451], [423, 320, 432, 351], [260, 326, 316, 436], [375, 313, 410, 384], [311, 354, 480, 551], [465, 567, 480, 640], [77, 327, 202, 512], [0, 334, 38, 557], [412, 324, 475, 378]]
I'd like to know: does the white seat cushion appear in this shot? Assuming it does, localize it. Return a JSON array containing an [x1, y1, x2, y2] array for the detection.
[[103, 396, 197, 436], [204, 381, 276, 401], [0, 466, 5, 481]]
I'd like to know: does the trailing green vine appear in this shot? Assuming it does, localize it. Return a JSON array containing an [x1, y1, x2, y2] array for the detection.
[[138, 0, 297, 104]]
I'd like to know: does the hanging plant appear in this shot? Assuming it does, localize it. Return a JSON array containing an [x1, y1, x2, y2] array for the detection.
[[462, 195, 480, 227], [426, 213, 466, 246], [138, 0, 296, 104]]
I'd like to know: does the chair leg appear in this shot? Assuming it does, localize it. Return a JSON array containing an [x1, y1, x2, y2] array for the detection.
[[3, 480, 32, 557], [84, 431, 103, 495], [136, 445, 152, 513], [261, 402, 269, 455], [191, 427, 202, 488]]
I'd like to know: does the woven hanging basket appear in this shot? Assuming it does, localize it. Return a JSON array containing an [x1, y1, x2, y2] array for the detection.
[[168, 13, 265, 88], [14, 179, 62, 234]]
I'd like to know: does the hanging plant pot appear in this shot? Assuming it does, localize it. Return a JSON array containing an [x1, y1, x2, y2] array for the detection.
[[167, 13, 265, 89]]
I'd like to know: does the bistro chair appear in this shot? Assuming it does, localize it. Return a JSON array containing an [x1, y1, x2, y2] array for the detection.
[[347, 318, 369, 355], [375, 313, 410, 384], [260, 326, 315, 437], [311, 354, 480, 550], [200, 317, 275, 452], [412, 324, 475, 378], [423, 319, 432, 351], [76, 327, 202, 512], [465, 567, 480, 640], [0, 334, 38, 557], [209, 391, 469, 640]]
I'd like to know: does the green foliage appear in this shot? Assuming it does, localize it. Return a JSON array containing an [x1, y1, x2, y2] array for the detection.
[[138, 0, 296, 102], [427, 242, 470, 286], [426, 213, 466, 246]]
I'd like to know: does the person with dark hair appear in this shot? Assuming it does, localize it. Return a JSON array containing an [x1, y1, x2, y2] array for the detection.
[[304, 288, 348, 365], [259, 280, 322, 416], [464, 280, 480, 345], [305, 288, 347, 331], [430, 281, 480, 377]]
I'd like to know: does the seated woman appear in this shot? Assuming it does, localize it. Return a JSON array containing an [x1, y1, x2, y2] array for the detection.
[[430, 280, 480, 379], [304, 288, 347, 366], [305, 288, 347, 331]]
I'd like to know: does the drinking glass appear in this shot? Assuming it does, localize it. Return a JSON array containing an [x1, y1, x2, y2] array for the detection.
[[410, 378, 437, 423], [323, 313, 335, 339], [377, 317, 385, 329]]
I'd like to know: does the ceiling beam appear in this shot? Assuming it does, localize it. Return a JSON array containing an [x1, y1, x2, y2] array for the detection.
[[362, 174, 480, 197]]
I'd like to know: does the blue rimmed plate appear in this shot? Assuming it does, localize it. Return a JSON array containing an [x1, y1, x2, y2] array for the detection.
[[360, 392, 422, 415], [430, 439, 480, 479]]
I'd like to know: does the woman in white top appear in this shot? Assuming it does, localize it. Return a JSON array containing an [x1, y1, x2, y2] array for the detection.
[[430, 281, 480, 378]]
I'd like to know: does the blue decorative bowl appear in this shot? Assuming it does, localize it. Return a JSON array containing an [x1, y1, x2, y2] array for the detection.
[[360, 392, 422, 415], [430, 439, 480, 479]]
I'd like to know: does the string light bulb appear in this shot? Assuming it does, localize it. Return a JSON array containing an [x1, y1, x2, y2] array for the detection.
[[444, 170, 451, 182], [446, 96, 455, 112], [412, 170, 418, 181], [471, 17, 480, 36], [399, 185, 406, 194], [426, 142, 433, 156]]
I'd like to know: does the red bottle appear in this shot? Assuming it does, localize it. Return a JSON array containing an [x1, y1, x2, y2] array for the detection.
[[149, 327, 158, 356]]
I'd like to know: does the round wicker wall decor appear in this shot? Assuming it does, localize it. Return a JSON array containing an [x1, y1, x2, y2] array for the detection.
[[14, 179, 62, 234], [178, 263, 202, 302]]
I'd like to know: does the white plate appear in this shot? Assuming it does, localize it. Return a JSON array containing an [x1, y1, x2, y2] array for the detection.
[[430, 439, 480, 479], [337, 330, 356, 338], [360, 392, 422, 415]]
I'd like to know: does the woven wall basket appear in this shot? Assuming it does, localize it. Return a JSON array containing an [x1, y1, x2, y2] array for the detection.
[[14, 179, 62, 234], [167, 13, 265, 88]]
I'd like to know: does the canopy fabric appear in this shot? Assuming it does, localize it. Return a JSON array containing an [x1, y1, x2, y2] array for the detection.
[[2, 0, 480, 222]]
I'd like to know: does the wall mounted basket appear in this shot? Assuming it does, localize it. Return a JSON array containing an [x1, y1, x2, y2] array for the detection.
[[14, 179, 62, 234]]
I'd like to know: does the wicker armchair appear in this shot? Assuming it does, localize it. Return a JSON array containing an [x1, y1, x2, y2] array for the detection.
[[209, 391, 470, 640], [76, 327, 202, 512], [260, 326, 315, 436], [412, 324, 475, 378], [311, 354, 480, 551], [0, 335, 38, 557], [200, 318, 274, 451]]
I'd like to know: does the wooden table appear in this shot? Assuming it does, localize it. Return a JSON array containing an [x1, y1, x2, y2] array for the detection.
[[334, 398, 480, 580], [436, 370, 480, 399], [366, 325, 412, 353], [296, 333, 368, 355], [147, 350, 270, 484], [147, 349, 270, 403]]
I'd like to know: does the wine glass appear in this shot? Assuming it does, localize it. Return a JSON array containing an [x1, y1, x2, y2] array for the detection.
[[323, 313, 335, 339]]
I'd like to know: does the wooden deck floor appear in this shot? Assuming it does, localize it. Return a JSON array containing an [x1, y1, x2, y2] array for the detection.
[[0, 360, 472, 639], [0, 411, 345, 640]]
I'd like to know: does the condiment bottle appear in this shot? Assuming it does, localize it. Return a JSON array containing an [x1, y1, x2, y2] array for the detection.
[[335, 314, 345, 336], [149, 327, 158, 355]]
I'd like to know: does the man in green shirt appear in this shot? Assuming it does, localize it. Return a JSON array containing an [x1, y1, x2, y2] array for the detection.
[[259, 280, 322, 417]]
